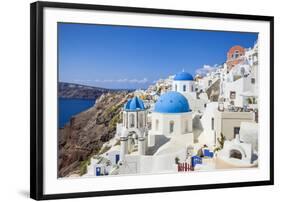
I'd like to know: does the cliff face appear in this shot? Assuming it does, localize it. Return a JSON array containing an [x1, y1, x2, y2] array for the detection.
[[58, 91, 132, 177], [59, 82, 130, 99]]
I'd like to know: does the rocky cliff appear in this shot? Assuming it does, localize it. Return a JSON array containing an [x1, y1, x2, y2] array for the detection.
[[59, 82, 131, 99], [58, 91, 132, 177]]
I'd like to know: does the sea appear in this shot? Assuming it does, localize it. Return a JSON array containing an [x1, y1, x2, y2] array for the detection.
[[59, 98, 96, 128]]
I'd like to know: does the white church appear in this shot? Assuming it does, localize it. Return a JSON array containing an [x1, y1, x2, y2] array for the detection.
[[117, 71, 196, 174]]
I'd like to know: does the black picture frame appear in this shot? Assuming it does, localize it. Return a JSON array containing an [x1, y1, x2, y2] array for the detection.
[[30, 1, 274, 200]]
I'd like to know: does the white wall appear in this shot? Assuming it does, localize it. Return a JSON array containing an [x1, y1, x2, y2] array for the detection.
[[223, 76, 255, 107], [183, 92, 207, 112], [214, 111, 255, 141], [173, 80, 194, 93], [0, 0, 280, 202], [151, 112, 192, 136]]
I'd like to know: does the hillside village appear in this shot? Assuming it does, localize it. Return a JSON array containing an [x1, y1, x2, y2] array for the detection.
[[73, 40, 259, 177]]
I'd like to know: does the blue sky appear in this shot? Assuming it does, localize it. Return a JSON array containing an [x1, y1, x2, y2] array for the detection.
[[58, 23, 258, 89]]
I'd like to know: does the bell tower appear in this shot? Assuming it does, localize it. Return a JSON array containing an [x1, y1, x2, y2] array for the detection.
[[120, 97, 147, 162]]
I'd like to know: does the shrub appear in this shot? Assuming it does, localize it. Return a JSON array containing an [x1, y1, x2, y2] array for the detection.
[[214, 133, 226, 152], [175, 157, 180, 164], [79, 157, 91, 176], [109, 113, 121, 131], [98, 145, 111, 155], [114, 139, 121, 146]]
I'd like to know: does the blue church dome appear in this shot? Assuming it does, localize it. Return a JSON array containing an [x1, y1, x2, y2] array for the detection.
[[174, 71, 194, 81], [154, 91, 191, 113], [124, 96, 145, 111]]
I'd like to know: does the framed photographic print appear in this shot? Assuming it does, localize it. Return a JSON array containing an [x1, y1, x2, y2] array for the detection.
[[30, 1, 274, 200]]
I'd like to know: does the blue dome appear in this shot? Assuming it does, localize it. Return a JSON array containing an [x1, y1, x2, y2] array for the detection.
[[154, 91, 191, 113], [174, 71, 193, 81], [124, 97, 145, 111]]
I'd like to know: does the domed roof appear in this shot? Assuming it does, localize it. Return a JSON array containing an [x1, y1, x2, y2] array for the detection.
[[154, 91, 191, 113], [174, 71, 194, 81], [124, 96, 145, 111], [227, 45, 245, 60]]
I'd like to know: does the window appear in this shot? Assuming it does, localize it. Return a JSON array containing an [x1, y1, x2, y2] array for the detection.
[[139, 113, 143, 128], [234, 127, 240, 137], [155, 119, 159, 131], [185, 120, 188, 133], [129, 113, 135, 128], [230, 149, 242, 159], [251, 78, 255, 84], [169, 121, 174, 134], [183, 85, 186, 92], [233, 50, 240, 59], [211, 118, 214, 130], [147, 122, 152, 130], [230, 91, 236, 99], [240, 67, 245, 76]]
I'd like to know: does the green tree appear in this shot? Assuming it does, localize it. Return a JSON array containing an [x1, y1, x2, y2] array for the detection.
[[214, 133, 226, 152], [175, 157, 180, 164]]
